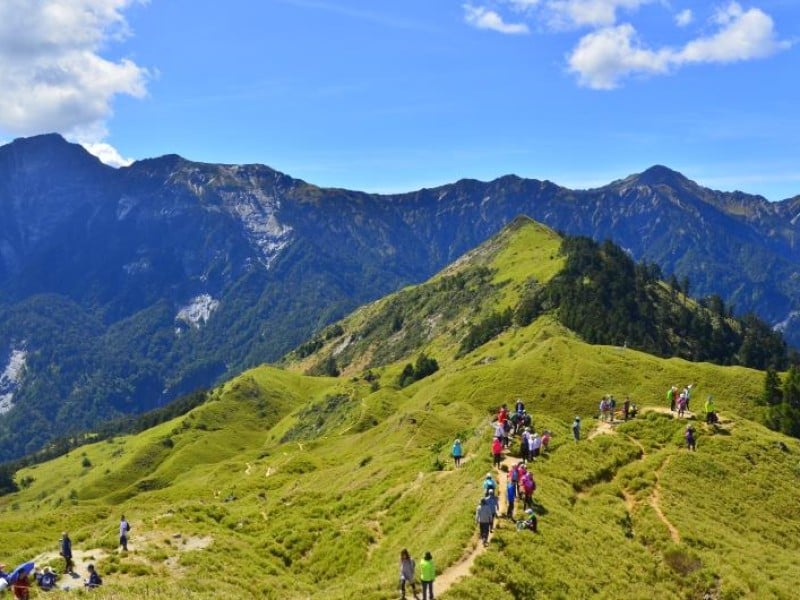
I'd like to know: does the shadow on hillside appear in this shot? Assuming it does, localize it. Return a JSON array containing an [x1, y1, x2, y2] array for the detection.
[[532, 502, 549, 516]]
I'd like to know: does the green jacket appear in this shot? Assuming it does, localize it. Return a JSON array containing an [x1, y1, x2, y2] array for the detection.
[[420, 557, 436, 582]]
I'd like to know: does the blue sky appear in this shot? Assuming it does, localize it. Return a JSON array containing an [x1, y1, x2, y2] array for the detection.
[[0, 1, 798, 200]]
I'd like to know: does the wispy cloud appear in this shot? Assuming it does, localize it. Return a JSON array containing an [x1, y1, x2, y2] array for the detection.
[[0, 0, 150, 164], [277, 0, 438, 32], [463, 4, 530, 34], [675, 8, 693, 27], [463, 1, 791, 88]]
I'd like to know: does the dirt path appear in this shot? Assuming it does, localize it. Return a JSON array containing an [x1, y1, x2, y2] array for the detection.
[[650, 454, 680, 543], [588, 420, 615, 440], [435, 451, 518, 595]]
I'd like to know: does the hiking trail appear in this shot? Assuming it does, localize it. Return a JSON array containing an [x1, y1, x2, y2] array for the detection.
[[650, 454, 680, 543]]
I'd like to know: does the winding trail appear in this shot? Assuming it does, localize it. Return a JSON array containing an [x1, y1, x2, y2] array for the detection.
[[650, 454, 680, 543], [435, 448, 518, 595], [587, 410, 682, 544]]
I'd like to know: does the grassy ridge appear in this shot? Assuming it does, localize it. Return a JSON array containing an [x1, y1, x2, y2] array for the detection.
[[0, 220, 797, 599]]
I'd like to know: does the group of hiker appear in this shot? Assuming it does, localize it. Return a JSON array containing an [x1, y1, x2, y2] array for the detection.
[[398, 548, 436, 600], [598, 395, 639, 422], [0, 516, 130, 596]]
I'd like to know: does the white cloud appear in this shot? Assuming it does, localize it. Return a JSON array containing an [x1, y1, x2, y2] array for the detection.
[[0, 0, 149, 150], [677, 3, 789, 64], [81, 141, 134, 167], [568, 24, 670, 89], [463, 4, 530, 34], [568, 2, 790, 89], [675, 9, 693, 27]]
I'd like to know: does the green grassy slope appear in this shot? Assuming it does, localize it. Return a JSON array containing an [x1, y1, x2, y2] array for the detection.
[[0, 219, 797, 599]]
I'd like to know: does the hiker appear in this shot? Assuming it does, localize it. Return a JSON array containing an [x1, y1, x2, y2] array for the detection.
[[517, 462, 528, 492], [521, 471, 535, 510], [11, 570, 30, 600], [529, 432, 542, 460], [515, 398, 525, 416], [572, 416, 581, 442], [37, 566, 56, 591], [677, 393, 687, 418], [541, 430, 552, 453], [502, 419, 511, 449], [520, 428, 531, 462], [485, 490, 499, 532], [60, 532, 74, 574], [517, 508, 538, 533], [420, 551, 436, 600], [497, 404, 509, 426], [493, 421, 504, 442], [609, 396, 617, 421], [398, 549, 417, 599], [491, 437, 503, 468], [629, 403, 639, 419], [475, 497, 494, 546], [521, 411, 532, 430], [685, 384, 694, 411], [685, 425, 697, 451], [506, 477, 517, 519], [667, 385, 677, 412], [452, 438, 463, 468], [704, 396, 717, 425], [509, 410, 521, 436], [482, 472, 497, 495], [84, 564, 102, 589], [622, 397, 631, 421], [120, 514, 131, 551]]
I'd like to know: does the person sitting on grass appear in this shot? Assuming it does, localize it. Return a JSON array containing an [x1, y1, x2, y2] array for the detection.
[[84, 564, 102, 589], [37, 567, 57, 591]]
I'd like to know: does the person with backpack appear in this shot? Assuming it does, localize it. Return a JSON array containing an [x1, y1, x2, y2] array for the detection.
[[491, 437, 503, 468], [60, 532, 74, 574], [572, 416, 581, 442], [119, 515, 131, 551], [685, 425, 697, 451], [704, 395, 717, 425], [485, 490, 499, 532], [482, 473, 497, 495], [520, 428, 531, 463], [506, 477, 517, 520], [668, 385, 677, 412], [451, 438, 463, 468], [521, 472, 535, 510], [398, 549, 417, 599], [419, 552, 436, 600], [475, 497, 494, 546], [84, 564, 102, 589]]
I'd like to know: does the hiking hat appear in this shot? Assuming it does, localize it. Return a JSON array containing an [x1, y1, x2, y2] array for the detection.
[[424, 551, 432, 560]]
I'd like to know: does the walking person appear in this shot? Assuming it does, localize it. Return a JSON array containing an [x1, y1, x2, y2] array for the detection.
[[119, 514, 131, 551], [491, 437, 503, 469], [506, 477, 516, 520], [451, 438, 463, 468], [60, 531, 74, 574], [485, 490, 499, 532], [420, 552, 436, 600], [685, 425, 697, 451], [399, 549, 418, 599], [572, 416, 581, 442], [476, 497, 494, 546]]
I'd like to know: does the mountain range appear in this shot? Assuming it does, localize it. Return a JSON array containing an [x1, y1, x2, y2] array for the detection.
[[1, 133, 799, 460]]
